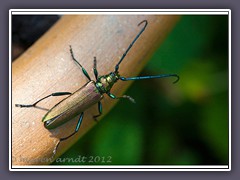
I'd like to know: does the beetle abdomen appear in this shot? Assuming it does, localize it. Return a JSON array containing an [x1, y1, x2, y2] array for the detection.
[[42, 81, 103, 129]]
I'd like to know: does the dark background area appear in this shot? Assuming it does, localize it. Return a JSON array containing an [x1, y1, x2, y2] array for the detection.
[[12, 15, 229, 166]]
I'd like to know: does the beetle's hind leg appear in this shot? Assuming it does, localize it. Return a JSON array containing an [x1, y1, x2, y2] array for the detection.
[[93, 101, 102, 122], [52, 112, 84, 158], [15, 92, 72, 108]]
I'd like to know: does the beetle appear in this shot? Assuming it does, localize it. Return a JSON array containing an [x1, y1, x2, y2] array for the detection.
[[15, 20, 179, 157]]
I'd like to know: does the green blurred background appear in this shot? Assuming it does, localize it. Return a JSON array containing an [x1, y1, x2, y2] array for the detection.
[[53, 15, 229, 165], [12, 15, 229, 165]]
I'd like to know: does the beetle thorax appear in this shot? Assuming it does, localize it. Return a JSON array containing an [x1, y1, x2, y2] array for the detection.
[[96, 72, 119, 94]]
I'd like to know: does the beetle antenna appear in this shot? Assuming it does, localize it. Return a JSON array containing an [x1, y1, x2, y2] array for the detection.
[[120, 74, 180, 84], [114, 20, 148, 73]]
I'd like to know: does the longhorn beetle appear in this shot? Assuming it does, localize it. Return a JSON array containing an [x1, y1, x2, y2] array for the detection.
[[15, 20, 179, 157]]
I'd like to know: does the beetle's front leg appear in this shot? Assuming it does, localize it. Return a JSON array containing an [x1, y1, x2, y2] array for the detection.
[[107, 92, 135, 103], [93, 57, 99, 81], [69, 45, 91, 81]]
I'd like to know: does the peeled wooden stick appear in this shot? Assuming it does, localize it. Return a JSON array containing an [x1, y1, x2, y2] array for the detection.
[[12, 15, 179, 165]]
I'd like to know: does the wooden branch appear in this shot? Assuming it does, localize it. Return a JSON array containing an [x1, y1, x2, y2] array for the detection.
[[12, 15, 180, 165]]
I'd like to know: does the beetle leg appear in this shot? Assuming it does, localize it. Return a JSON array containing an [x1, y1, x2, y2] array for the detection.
[[69, 45, 91, 81], [107, 92, 136, 103], [15, 92, 72, 108], [52, 112, 84, 157], [93, 57, 98, 80], [93, 101, 102, 121]]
